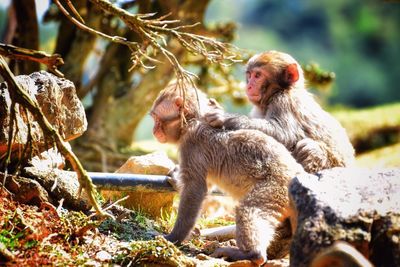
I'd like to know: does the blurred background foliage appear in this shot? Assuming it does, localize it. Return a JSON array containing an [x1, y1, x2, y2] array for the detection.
[[206, 0, 400, 108]]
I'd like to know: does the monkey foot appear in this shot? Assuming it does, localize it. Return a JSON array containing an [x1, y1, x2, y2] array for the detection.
[[211, 246, 266, 266]]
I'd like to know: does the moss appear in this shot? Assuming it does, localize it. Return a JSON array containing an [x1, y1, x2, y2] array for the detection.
[[116, 236, 195, 266]]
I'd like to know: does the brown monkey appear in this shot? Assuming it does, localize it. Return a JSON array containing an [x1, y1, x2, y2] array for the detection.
[[205, 51, 355, 173], [150, 83, 305, 265]]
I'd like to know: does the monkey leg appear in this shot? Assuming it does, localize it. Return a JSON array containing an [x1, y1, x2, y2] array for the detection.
[[213, 180, 289, 265], [292, 138, 329, 173], [266, 218, 292, 259]]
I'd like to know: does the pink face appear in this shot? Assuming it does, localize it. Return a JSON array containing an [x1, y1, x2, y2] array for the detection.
[[245, 67, 270, 104], [150, 100, 182, 144], [152, 115, 167, 143]]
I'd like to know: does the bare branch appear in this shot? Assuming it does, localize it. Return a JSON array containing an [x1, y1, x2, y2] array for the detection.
[[53, 0, 140, 51], [0, 43, 64, 77], [55, 0, 241, 87]]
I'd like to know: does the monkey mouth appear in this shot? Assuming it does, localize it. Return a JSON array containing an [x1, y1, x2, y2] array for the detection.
[[247, 93, 261, 103]]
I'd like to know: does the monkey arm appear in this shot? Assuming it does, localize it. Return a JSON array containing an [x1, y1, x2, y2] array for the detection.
[[224, 115, 275, 133], [166, 164, 180, 191], [204, 109, 277, 135], [164, 172, 208, 244]]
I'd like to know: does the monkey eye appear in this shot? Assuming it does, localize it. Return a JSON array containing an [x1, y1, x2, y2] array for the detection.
[[159, 113, 181, 123]]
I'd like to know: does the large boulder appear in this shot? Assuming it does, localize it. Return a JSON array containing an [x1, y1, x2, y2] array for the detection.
[[0, 71, 87, 157], [101, 151, 177, 218], [289, 167, 400, 267]]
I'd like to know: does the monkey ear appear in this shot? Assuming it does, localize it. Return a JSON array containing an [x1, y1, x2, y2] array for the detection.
[[284, 63, 299, 84], [174, 96, 189, 113], [174, 96, 184, 108]]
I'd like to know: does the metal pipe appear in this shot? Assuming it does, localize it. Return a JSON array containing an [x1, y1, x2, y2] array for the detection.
[[88, 172, 224, 195], [88, 172, 175, 192]]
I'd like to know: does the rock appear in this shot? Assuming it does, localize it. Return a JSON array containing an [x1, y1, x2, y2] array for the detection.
[[102, 151, 176, 218], [0, 71, 87, 157], [289, 167, 400, 267], [29, 146, 68, 170], [95, 251, 111, 262], [310, 241, 373, 267], [115, 151, 175, 174], [228, 260, 259, 267], [23, 167, 90, 211], [0, 172, 50, 205], [264, 259, 290, 267]]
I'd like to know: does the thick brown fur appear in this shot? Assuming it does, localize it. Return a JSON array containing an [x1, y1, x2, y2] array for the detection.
[[205, 51, 355, 173], [150, 84, 305, 265]]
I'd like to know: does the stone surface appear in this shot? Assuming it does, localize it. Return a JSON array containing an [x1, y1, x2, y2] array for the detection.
[[29, 146, 68, 170], [0, 71, 87, 156], [289, 167, 400, 267], [102, 151, 177, 218], [115, 151, 176, 174], [1, 172, 50, 205], [23, 167, 90, 211]]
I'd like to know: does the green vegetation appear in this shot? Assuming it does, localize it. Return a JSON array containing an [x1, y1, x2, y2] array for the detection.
[[333, 103, 400, 153], [119, 236, 194, 266], [356, 143, 400, 167]]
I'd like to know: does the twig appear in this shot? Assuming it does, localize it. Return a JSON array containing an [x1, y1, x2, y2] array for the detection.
[[88, 195, 129, 219], [54, 0, 241, 87], [53, 0, 140, 52], [103, 195, 129, 212], [0, 43, 64, 77], [0, 56, 113, 219], [1, 101, 15, 189]]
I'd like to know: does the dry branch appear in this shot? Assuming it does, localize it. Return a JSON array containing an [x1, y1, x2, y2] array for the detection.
[[0, 43, 64, 77], [54, 0, 241, 89], [0, 56, 111, 218]]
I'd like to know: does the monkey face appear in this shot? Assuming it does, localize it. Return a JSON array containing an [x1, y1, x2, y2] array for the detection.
[[150, 97, 183, 144], [245, 51, 302, 108], [246, 66, 271, 104], [151, 113, 182, 144]]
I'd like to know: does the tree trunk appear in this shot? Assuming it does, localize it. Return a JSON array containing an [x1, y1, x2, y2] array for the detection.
[[93, 0, 211, 148], [4, 0, 39, 74], [54, 1, 102, 94]]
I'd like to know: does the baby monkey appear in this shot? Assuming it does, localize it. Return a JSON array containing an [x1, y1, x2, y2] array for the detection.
[[150, 83, 305, 265], [205, 51, 355, 173]]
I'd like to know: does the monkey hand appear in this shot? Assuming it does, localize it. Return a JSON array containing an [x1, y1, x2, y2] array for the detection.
[[164, 233, 182, 245], [292, 138, 329, 173], [211, 246, 265, 265], [208, 98, 223, 110], [203, 109, 226, 128], [167, 165, 180, 191]]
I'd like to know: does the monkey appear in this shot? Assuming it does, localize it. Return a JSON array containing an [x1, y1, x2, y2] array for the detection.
[[150, 83, 306, 265], [204, 51, 355, 173]]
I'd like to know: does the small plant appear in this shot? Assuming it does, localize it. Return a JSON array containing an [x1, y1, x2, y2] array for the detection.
[[155, 208, 178, 234], [0, 229, 24, 250], [116, 236, 195, 266]]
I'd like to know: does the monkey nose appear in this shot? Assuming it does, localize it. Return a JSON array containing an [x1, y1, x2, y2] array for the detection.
[[247, 85, 254, 93]]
